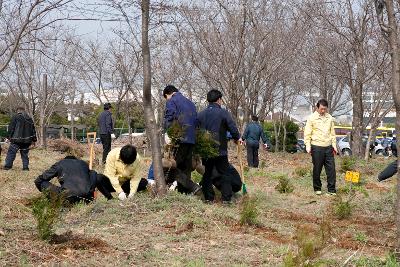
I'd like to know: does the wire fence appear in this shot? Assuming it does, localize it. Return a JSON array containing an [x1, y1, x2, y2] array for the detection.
[[0, 125, 144, 142]]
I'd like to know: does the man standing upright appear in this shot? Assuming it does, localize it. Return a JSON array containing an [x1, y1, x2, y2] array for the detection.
[[197, 89, 240, 203], [163, 85, 201, 194], [304, 99, 337, 196], [4, 107, 37, 170], [241, 115, 270, 168], [98, 103, 114, 164]]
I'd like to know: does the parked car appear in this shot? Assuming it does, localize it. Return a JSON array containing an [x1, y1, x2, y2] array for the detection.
[[120, 132, 146, 138], [80, 137, 101, 144], [374, 139, 390, 156], [337, 137, 352, 156], [337, 136, 378, 156]]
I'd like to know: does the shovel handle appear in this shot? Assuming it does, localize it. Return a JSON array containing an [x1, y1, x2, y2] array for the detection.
[[237, 144, 245, 184]]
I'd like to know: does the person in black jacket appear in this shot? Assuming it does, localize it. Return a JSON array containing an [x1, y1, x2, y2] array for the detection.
[[98, 103, 114, 164], [34, 156, 99, 203], [4, 107, 37, 170], [196, 163, 242, 194], [197, 89, 240, 203]]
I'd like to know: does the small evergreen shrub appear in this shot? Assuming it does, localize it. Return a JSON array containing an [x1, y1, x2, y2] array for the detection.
[[31, 191, 65, 241], [275, 176, 294, 193], [240, 196, 259, 226]]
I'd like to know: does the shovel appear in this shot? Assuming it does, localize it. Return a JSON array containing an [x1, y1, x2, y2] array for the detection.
[[237, 143, 247, 195]]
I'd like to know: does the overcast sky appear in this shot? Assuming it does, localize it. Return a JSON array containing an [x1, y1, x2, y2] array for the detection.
[[61, 0, 122, 41]]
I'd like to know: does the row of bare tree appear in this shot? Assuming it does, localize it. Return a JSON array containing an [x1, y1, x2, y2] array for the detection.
[[2, 0, 400, 252], [0, 1, 394, 158]]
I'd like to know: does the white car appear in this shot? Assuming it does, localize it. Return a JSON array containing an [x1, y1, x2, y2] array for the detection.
[[120, 132, 146, 137], [337, 137, 352, 156], [337, 136, 383, 156]]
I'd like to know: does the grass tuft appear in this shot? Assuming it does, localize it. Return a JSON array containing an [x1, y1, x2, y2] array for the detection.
[[340, 156, 356, 173]]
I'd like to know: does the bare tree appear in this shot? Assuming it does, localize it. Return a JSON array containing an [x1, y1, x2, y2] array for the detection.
[[0, 0, 72, 73], [142, 0, 166, 196], [1, 29, 79, 146], [374, 0, 400, 253], [305, 0, 386, 158]]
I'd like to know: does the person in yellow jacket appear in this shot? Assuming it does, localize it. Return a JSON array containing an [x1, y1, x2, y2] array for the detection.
[[304, 99, 337, 196], [96, 145, 148, 200]]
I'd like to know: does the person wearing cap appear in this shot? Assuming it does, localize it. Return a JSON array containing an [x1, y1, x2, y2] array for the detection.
[[98, 103, 114, 164], [241, 115, 270, 168], [163, 85, 201, 195], [197, 89, 240, 204]]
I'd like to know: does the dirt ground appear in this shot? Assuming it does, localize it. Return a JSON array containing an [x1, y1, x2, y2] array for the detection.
[[0, 147, 397, 266]]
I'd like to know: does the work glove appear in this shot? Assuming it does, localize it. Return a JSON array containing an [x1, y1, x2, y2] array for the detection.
[[164, 134, 171, 145], [111, 133, 116, 139], [169, 181, 178, 191], [118, 191, 127, 201]]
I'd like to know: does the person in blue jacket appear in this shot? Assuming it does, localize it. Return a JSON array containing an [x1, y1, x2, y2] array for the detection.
[[163, 85, 201, 195], [98, 103, 114, 164], [241, 115, 270, 168], [197, 89, 240, 203]]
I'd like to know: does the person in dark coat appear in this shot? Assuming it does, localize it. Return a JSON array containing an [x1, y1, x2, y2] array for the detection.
[[196, 163, 242, 194], [197, 89, 240, 203], [98, 103, 114, 164], [241, 115, 270, 168], [163, 85, 200, 195], [35, 156, 99, 203], [35, 155, 146, 203], [4, 107, 37, 170]]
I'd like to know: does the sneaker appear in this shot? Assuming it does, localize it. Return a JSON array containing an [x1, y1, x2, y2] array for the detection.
[[22, 168, 29, 171], [315, 191, 322, 195], [326, 192, 337, 196], [204, 199, 214, 204]]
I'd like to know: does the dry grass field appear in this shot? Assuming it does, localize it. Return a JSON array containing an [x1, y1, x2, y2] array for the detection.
[[0, 146, 398, 266]]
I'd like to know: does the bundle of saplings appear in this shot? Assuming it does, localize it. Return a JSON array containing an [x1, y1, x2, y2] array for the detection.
[[166, 121, 219, 159]]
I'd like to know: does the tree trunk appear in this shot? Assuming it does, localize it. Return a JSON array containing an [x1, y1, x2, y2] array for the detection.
[[273, 120, 279, 152], [283, 122, 287, 153], [70, 102, 75, 141], [128, 117, 133, 145], [376, 0, 400, 253], [39, 74, 47, 148], [141, 0, 166, 196], [350, 84, 364, 158], [384, 0, 400, 252], [364, 128, 375, 161]]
